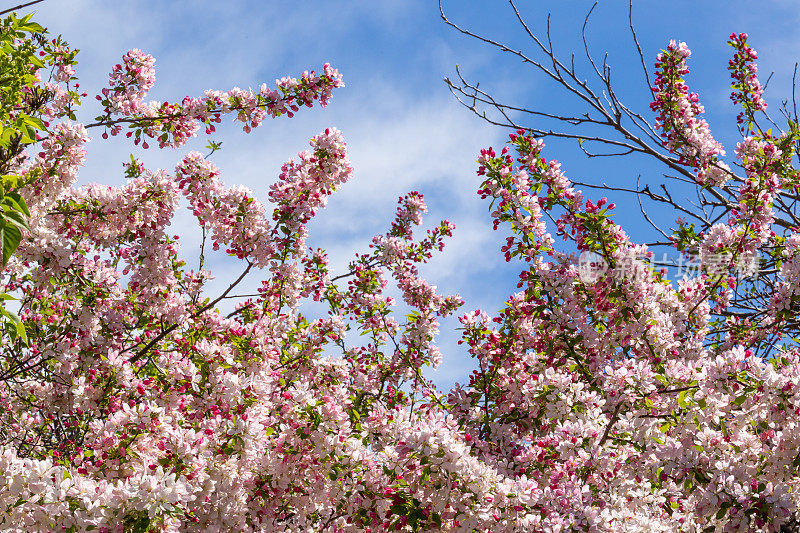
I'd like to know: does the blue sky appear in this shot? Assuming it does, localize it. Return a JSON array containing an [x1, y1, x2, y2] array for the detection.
[[22, 0, 800, 387]]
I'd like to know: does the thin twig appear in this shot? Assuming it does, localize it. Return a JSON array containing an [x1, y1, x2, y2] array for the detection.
[[0, 0, 46, 16]]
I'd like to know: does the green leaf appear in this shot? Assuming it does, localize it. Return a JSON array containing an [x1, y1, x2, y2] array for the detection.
[[678, 389, 690, 408], [22, 115, 44, 130], [14, 319, 27, 344], [2, 207, 29, 230], [0, 221, 22, 268], [694, 470, 711, 483], [18, 126, 35, 144], [129, 515, 151, 533]]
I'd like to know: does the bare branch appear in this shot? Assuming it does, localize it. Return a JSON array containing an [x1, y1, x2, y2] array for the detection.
[[0, 0, 46, 16]]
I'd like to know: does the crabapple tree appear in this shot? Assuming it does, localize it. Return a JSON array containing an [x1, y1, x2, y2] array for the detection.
[[0, 5, 799, 533]]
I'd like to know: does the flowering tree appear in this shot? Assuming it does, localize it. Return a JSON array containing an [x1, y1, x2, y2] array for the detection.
[[1, 5, 800, 533], [440, 2, 800, 347]]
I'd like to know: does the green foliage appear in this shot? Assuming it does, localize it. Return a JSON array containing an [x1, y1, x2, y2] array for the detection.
[[0, 13, 48, 148], [123, 511, 152, 533], [0, 11, 63, 342]]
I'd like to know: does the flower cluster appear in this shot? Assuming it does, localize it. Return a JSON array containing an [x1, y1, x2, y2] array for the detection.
[[175, 152, 276, 266], [268, 127, 353, 237], [651, 40, 731, 186], [102, 48, 156, 116], [728, 32, 768, 134], [96, 50, 343, 149], [22, 120, 89, 212]]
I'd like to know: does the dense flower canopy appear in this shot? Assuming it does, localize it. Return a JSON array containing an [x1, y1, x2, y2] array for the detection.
[[0, 9, 799, 533]]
